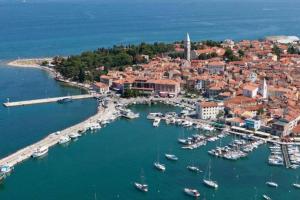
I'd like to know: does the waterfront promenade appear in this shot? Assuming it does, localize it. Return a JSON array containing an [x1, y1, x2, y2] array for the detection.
[[3, 94, 94, 107], [0, 101, 116, 167]]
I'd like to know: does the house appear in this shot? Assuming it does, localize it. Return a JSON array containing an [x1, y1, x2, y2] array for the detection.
[[93, 82, 109, 94], [206, 61, 225, 74], [243, 84, 259, 98], [245, 118, 261, 130], [196, 101, 224, 120]]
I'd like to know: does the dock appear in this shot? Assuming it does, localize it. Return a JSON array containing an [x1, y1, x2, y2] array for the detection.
[[281, 144, 291, 168], [0, 101, 116, 167], [3, 94, 94, 107]]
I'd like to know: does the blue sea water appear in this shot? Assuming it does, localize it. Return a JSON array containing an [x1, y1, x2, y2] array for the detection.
[[0, 0, 300, 199]]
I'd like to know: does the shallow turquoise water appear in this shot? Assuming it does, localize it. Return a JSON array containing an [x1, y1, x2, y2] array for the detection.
[[0, 104, 299, 200]]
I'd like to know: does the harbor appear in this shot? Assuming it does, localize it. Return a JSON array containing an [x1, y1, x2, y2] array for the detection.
[[1, 102, 299, 200]]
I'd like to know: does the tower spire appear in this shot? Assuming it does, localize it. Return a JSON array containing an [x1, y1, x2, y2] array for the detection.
[[184, 33, 191, 62]]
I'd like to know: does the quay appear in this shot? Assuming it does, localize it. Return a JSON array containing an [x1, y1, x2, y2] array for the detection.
[[0, 101, 116, 167], [3, 94, 94, 107], [281, 144, 291, 168]]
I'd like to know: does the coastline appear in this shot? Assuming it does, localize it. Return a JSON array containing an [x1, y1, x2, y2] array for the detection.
[[6, 58, 92, 92]]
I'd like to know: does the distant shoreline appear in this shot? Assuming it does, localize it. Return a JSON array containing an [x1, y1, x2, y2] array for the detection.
[[6, 58, 91, 92]]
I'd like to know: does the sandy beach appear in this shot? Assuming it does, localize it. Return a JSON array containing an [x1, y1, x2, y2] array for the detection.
[[6, 58, 53, 68]]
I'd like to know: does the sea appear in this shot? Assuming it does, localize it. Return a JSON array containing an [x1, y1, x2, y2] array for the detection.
[[0, 0, 299, 199]]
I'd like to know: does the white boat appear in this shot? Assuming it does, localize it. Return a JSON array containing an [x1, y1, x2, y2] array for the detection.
[[292, 176, 300, 189], [32, 146, 48, 158], [165, 154, 178, 161], [134, 182, 148, 192], [187, 165, 202, 173], [147, 112, 162, 120], [59, 136, 71, 144], [266, 181, 278, 188], [153, 118, 161, 127], [154, 162, 166, 171], [202, 124, 215, 131], [69, 132, 81, 139], [88, 123, 101, 130], [0, 165, 13, 174], [203, 160, 218, 189], [184, 188, 200, 197], [203, 179, 218, 189], [262, 194, 272, 200]]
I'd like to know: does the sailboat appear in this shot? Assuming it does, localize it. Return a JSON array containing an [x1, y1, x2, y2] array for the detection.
[[134, 170, 148, 192], [203, 160, 218, 189], [266, 174, 278, 188], [154, 153, 166, 171], [292, 176, 300, 189]]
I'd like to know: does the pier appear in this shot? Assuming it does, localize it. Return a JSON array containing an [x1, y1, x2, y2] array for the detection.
[[281, 144, 291, 168], [0, 101, 116, 167], [3, 94, 94, 107]]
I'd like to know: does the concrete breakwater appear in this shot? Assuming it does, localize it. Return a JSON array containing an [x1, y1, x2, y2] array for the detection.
[[3, 94, 94, 107], [0, 102, 116, 167]]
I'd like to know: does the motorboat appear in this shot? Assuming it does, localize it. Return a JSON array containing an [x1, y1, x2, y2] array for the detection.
[[165, 154, 178, 161], [266, 181, 278, 188], [154, 162, 166, 171], [262, 194, 272, 200], [69, 132, 81, 139], [184, 188, 200, 197], [32, 146, 48, 158], [59, 136, 71, 144], [153, 118, 161, 127], [0, 165, 13, 174], [187, 165, 202, 173], [147, 112, 162, 120], [134, 182, 148, 192]]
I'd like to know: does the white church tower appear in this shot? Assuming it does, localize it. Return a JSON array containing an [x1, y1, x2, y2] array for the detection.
[[260, 78, 268, 99], [184, 33, 191, 62]]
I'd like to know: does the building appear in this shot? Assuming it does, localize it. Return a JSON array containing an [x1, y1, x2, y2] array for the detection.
[[206, 62, 225, 74], [245, 118, 261, 130], [243, 84, 259, 98], [196, 101, 224, 120], [131, 79, 181, 97], [184, 33, 191, 62], [93, 82, 109, 94]]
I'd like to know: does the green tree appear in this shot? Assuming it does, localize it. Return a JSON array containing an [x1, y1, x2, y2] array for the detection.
[[272, 45, 282, 58]]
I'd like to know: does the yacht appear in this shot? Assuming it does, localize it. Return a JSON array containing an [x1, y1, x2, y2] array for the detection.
[[262, 194, 272, 200], [266, 181, 278, 188], [203, 161, 218, 189], [69, 132, 81, 139], [202, 124, 215, 131], [187, 165, 202, 173], [32, 146, 48, 158], [0, 165, 13, 174], [121, 109, 139, 119], [154, 162, 166, 171], [134, 182, 148, 192], [184, 188, 200, 197], [153, 118, 161, 127], [165, 154, 178, 161], [147, 112, 162, 120], [59, 136, 71, 144]]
